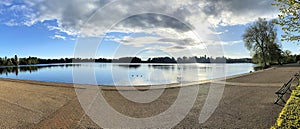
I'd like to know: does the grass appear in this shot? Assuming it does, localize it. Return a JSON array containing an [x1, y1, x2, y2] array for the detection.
[[271, 83, 300, 129]]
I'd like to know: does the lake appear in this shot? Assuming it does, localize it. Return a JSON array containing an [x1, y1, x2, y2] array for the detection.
[[0, 63, 255, 86]]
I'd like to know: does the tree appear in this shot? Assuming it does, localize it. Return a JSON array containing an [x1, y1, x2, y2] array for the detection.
[[243, 18, 279, 67], [282, 50, 294, 63], [283, 50, 292, 56], [4, 56, 7, 65], [267, 42, 283, 64], [6, 59, 13, 66], [14, 55, 19, 66], [273, 0, 300, 42]]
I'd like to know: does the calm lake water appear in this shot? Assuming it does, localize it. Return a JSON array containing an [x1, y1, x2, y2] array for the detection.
[[0, 63, 255, 86]]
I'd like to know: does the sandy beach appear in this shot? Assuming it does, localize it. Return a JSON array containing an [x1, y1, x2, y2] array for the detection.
[[0, 64, 299, 128]]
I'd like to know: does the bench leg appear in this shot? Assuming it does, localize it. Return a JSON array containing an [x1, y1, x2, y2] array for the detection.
[[288, 88, 292, 92], [274, 95, 286, 104]]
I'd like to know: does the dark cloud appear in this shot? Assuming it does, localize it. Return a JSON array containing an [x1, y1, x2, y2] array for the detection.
[[117, 13, 194, 32], [171, 46, 186, 50], [200, 0, 275, 17], [158, 38, 198, 46]]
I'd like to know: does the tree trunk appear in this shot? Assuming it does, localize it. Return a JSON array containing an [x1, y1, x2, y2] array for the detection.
[[262, 52, 267, 68]]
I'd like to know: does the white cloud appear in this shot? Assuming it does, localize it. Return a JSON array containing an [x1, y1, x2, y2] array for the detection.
[[51, 34, 66, 40], [114, 36, 162, 47], [4, 19, 19, 26], [213, 30, 229, 35], [48, 26, 79, 36], [2, 0, 276, 50], [0, 0, 13, 6], [3, 0, 277, 34], [214, 40, 243, 45]]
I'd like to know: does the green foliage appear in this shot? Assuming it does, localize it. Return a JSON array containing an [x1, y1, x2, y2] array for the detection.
[[243, 18, 281, 67], [0, 55, 38, 66], [19, 57, 39, 65], [272, 82, 300, 128], [6, 59, 14, 66], [268, 43, 283, 65], [0, 58, 18, 66], [273, 0, 300, 42], [282, 50, 297, 63]]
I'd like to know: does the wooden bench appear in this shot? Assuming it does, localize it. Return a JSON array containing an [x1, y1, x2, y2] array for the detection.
[[274, 73, 300, 104]]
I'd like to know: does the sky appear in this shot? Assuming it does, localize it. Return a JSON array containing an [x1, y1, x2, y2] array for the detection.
[[0, 0, 299, 59]]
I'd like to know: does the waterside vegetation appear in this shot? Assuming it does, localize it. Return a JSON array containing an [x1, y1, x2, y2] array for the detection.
[[243, 18, 300, 68], [0, 55, 253, 66]]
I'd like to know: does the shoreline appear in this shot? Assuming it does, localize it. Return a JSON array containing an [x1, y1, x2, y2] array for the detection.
[[0, 66, 275, 91]]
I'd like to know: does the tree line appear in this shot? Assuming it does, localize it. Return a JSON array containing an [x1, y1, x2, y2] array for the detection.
[[0, 55, 255, 66], [1, 54, 298, 67]]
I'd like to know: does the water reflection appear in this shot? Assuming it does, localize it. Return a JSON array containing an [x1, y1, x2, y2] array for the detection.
[[118, 64, 141, 69], [148, 64, 175, 71], [0, 63, 255, 86], [0, 64, 81, 76], [0, 67, 20, 76]]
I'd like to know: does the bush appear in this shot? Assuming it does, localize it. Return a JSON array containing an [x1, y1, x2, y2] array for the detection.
[[272, 83, 300, 128]]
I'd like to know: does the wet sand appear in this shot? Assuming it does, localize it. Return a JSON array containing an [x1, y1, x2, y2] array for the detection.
[[0, 64, 299, 128]]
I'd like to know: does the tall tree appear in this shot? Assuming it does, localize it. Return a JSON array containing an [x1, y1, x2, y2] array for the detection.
[[273, 0, 300, 42], [14, 55, 19, 66], [243, 18, 279, 67]]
